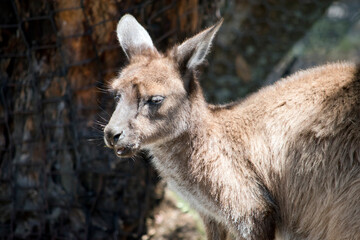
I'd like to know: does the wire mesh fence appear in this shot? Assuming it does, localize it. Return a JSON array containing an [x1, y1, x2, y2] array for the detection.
[[0, 0, 219, 239], [1, 0, 359, 239]]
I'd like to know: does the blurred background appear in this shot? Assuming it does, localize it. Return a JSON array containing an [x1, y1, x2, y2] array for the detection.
[[0, 0, 359, 239]]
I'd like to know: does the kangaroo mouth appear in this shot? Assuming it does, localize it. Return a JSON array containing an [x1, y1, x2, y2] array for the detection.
[[114, 144, 137, 158]]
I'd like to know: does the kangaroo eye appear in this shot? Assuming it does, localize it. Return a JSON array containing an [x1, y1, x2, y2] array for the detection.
[[148, 96, 165, 105], [114, 94, 121, 103]]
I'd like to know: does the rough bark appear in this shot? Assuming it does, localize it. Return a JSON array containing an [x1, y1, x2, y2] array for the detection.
[[0, 0, 218, 239]]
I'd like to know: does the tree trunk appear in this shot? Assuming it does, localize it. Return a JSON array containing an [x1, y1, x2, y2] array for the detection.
[[0, 0, 219, 239]]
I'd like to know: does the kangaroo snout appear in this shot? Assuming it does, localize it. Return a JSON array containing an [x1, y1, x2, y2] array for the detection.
[[104, 128, 124, 147], [104, 127, 136, 157]]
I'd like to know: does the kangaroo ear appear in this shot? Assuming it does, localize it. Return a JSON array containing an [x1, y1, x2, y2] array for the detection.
[[173, 19, 223, 73], [116, 14, 156, 59]]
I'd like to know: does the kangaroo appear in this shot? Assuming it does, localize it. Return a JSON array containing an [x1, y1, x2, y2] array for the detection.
[[103, 14, 360, 240]]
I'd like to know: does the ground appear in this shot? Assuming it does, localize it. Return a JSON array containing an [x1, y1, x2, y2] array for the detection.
[[143, 188, 205, 240]]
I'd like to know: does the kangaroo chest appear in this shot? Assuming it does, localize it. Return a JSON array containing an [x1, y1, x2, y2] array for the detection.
[[168, 177, 220, 219], [151, 155, 222, 221]]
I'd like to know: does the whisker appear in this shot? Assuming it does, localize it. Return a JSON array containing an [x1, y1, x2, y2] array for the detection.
[[97, 105, 111, 117], [93, 120, 106, 128], [87, 137, 106, 147], [96, 86, 110, 93], [131, 152, 140, 163], [96, 81, 111, 92], [97, 114, 109, 123], [86, 139, 103, 142], [94, 119, 106, 124], [90, 125, 105, 132]]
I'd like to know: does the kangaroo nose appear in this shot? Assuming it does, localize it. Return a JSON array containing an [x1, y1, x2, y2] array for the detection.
[[113, 132, 123, 144], [105, 129, 123, 147]]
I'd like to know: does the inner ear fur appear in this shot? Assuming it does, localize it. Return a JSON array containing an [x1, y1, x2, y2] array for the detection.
[[170, 19, 223, 90], [116, 14, 158, 59]]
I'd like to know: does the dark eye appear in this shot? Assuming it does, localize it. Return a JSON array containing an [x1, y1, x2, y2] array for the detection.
[[148, 95, 165, 105], [114, 94, 121, 103]]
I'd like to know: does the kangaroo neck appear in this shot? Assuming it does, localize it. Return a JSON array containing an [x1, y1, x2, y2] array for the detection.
[[149, 99, 227, 179]]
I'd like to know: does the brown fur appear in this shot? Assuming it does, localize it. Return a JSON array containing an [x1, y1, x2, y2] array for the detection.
[[104, 15, 360, 240]]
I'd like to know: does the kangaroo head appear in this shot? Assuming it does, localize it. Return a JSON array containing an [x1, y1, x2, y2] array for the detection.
[[104, 14, 222, 158]]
